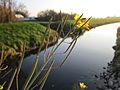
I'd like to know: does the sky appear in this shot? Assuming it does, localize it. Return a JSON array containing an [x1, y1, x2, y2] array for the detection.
[[18, 0, 120, 18]]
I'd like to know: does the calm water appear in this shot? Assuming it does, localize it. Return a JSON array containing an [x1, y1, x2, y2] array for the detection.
[[22, 23, 120, 90]]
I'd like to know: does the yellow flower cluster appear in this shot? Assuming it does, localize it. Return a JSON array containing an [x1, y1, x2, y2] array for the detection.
[[74, 14, 89, 30]]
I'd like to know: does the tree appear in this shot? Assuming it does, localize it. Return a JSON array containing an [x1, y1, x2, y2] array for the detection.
[[15, 2, 29, 17], [37, 9, 76, 21], [0, 0, 14, 22], [0, 0, 28, 23], [37, 10, 57, 21]]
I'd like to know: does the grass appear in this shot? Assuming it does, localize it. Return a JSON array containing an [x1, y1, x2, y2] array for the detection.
[[40, 17, 120, 31], [0, 16, 87, 90], [116, 27, 120, 54], [89, 17, 120, 28], [111, 27, 120, 67], [1, 16, 120, 90], [116, 27, 120, 49], [0, 22, 58, 57], [40, 20, 74, 31], [1, 17, 119, 56]]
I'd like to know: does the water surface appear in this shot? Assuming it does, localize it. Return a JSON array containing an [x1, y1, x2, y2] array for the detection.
[[22, 23, 120, 90]]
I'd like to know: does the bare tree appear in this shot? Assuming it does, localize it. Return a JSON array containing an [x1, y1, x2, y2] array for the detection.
[[37, 10, 58, 21], [0, 0, 28, 23], [15, 2, 29, 17]]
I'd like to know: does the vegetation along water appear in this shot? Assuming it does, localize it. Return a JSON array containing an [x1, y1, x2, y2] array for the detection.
[[1, 4, 120, 89]]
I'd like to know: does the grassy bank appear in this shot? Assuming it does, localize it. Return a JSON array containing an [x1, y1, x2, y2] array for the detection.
[[0, 22, 58, 58], [117, 27, 120, 46], [40, 17, 120, 31], [89, 17, 120, 28], [112, 27, 120, 67]]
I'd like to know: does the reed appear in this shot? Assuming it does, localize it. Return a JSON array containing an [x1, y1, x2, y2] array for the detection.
[[0, 13, 91, 90]]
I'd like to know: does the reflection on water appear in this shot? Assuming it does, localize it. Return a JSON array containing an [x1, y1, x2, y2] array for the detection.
[[94, 61, 120, 90], [94, 24, 120, 90], [22, 23, 120, 90]]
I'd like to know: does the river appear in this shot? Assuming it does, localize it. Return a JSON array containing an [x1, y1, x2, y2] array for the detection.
[[21, 23, 120, 90]]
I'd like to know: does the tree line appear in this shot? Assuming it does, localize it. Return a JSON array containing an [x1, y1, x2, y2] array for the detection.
[[37, 10, 76, 21]]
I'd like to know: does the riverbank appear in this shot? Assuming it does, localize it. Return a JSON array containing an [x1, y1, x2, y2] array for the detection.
[[89, 17, 120, 28], [0, 22, 59, 59], [1, 17, 120, 60], [113, 27, 120, 67], [40, 17, 120, 31]]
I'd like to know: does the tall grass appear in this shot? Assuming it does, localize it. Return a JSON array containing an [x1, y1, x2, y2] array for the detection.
[[0, 14, 91, 90]]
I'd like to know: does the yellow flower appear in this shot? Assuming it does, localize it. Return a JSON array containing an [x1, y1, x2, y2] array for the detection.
[[79, 19, 89, 30], [0, 85, 3, 90], [79, 82, 87, 89], [74, 14, 90, 30], [74, 14, 80, 20]]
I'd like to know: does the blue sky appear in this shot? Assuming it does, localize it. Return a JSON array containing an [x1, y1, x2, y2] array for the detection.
[[18, 0, 120, 17]]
